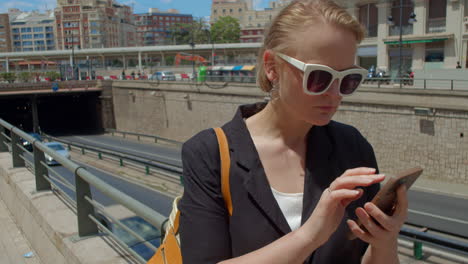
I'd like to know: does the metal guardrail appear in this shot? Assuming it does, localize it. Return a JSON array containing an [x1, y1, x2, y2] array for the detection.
[[363, 77, 468, 91], [105, 128, 183, 147], [42, 134, 183, 185], [0, 119, 167, 263]]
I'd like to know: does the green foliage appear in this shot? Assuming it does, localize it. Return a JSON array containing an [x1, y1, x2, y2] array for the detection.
[[164, 56, 175, 66], [45, 71, 60, 81], [211, 16, 241, 44], [18, 72, 31, 82], [168, 18, 210, 45], [0, 72, 16, 83]]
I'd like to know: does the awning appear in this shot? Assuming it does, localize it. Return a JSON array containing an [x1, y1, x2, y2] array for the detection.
[[18, 60, 57, 65], [211, 66, 222, 70], [384, 38, 448, 45], [222, 66, 234, 71], [233, 65, 243, 71], [241, 65, 255, 71]]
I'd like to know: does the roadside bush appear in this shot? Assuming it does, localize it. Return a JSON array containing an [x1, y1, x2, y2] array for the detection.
[[45, 71, 60, 81], [0, 72, 16, 83], [18, 72, 31, 82]]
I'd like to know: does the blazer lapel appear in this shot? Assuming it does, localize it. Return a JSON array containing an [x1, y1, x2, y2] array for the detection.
[[225, 107, 292, 236], [302, 125, 338, 225]]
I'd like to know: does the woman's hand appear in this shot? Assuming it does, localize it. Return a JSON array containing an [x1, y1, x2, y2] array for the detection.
[[347, 184, 408, 250], [300, 167, 385, 246]]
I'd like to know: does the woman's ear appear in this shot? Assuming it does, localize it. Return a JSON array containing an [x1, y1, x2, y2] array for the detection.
[[263, 50, 278, 82]]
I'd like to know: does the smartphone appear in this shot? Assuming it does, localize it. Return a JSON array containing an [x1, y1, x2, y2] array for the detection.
[[347, 166, 423, 240]]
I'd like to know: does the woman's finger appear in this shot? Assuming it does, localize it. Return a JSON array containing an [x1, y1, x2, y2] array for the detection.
[[346, 219, 372, 242], [363, 202, 394, 232], [330, 174, 385, 191], [342, 167, 376, 177], [326, 189, 362, 204], [355, 207, 385, 237]]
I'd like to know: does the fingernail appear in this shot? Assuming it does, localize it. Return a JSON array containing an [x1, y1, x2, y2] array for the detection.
[[353, 190, 360, 195]]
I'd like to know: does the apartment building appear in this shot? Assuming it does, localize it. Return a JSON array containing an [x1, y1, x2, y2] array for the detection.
[[9, 9, 55, 52], [55, 0, 135, 50], [336, 0, 468, 74], [135, 8, 193, 46], [0, 14, 11, 52], [211, 0, 292, 43]]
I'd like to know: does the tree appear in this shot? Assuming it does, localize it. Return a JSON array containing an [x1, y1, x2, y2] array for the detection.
[[211, 16, 241, 44], [168, 18, 210, 45]]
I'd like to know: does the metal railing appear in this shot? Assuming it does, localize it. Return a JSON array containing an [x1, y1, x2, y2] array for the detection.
[[427, 18, 446, 34], [0, 119, 167, 263], [42, 134, 183, 185], [362, 78, 468, 91], [106, 128, 183, 147]]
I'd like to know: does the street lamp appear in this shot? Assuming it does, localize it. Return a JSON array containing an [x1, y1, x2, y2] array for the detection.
[[387, 0, 416, 89]]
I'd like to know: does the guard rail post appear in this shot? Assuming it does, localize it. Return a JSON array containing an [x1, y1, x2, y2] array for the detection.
[[0, 126, 7, 152], [75, 169, 99, 237], [424, 79, 427, 89], [33, 144, 51, 191], [11, 132, 25, 168], [451, 80, 454, 91]]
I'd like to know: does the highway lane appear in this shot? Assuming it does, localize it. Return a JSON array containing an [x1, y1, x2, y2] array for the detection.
[[57, 134, 181, 167], [56, 134, 468, 239]]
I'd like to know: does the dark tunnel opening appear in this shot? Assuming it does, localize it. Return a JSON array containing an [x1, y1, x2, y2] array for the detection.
[[0, 92, 103, 135]]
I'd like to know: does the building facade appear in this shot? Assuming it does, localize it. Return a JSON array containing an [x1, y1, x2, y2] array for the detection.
[[55, 0, 135, 50], [8, 10, 55, 52], [336, 0, 468, 74], [135, 8, 193, 46], [211, 0, 292, 43], [0, 14, 11, 52]]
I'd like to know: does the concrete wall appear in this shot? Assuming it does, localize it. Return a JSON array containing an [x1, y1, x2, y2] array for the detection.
[[111, 81, 468, 185]]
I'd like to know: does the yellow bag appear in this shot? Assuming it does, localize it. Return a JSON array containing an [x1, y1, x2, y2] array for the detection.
[[147, 127, 232, 264]]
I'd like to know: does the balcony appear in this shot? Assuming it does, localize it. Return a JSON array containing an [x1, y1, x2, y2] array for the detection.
[[464, 17, 468, 33], [364, 24, 378, 38], [427, 18, 446, 34]]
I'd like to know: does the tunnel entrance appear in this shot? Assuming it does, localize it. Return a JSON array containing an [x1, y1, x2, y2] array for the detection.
[[0, 92, 103, 135]]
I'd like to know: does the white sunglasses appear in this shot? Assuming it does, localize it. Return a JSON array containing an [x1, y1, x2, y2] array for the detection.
[[276, 52, 367, 96]]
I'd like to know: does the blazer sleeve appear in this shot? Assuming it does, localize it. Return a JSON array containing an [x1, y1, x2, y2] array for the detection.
[[178, 129, 232, 264]]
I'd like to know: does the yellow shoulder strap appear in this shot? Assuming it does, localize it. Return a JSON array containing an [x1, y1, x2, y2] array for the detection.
[[213, 127, 233, 216]]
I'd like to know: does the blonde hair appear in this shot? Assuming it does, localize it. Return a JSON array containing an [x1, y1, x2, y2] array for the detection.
[[256, 0, 365, 92]]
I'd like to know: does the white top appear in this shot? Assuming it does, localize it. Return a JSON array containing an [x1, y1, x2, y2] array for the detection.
[[271, 187, 304, 231]]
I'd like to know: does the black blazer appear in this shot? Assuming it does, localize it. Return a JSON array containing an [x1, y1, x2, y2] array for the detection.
[[179, 103, 379, 264]]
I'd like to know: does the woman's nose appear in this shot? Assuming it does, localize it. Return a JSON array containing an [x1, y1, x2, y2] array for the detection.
[[324, 79, 341, 97]]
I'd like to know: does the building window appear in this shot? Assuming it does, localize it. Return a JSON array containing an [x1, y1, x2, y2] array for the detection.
[[427, 0, 446, 33], [33, 27, 43, 32], [359, 3, 378, 37], [34, 34, 44, 38], [389, 0, 414, 36], [425, 42, 445, 63], [239, 8, 242, 12], [21, 27, 32, 33], [22, 34, 33, 39], [12, 28, 19, 33], [223, 9, 226, 14]]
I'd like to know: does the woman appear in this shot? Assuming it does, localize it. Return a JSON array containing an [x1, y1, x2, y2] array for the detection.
[[179, 0, 408, 263]]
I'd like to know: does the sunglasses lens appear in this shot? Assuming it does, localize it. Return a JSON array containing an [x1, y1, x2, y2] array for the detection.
[[307, 70, 333, 93], [340, 74, 363, 95]]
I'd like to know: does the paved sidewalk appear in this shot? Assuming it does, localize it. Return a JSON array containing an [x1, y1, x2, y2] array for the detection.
[[0, 196, 42, 264], [413, 178, 468, 199]]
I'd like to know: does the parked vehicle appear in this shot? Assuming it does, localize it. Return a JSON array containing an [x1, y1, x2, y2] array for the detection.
[[149, 71, 176, 81], [44, 142, 70, 165], [21, 132, 43, 152]]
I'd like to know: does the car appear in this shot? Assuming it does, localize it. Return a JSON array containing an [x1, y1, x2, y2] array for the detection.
[[149, 71, 176, 81], [44, 142, 71, 165], [21, 133, 43, 152], [97, 205, 162, 261]]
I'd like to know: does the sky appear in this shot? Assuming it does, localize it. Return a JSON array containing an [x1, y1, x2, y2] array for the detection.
[[0, 0, 272, 20]]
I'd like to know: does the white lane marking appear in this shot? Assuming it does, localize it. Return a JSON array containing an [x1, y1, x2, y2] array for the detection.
[[408, 209, 468, 225], [71, 136, 180, 163]]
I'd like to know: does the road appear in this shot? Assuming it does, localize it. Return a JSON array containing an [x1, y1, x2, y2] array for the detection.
[[56, 134, 468, 240]]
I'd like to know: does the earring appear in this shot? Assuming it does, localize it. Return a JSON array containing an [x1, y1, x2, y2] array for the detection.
[[269, 80, 279, 98]]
